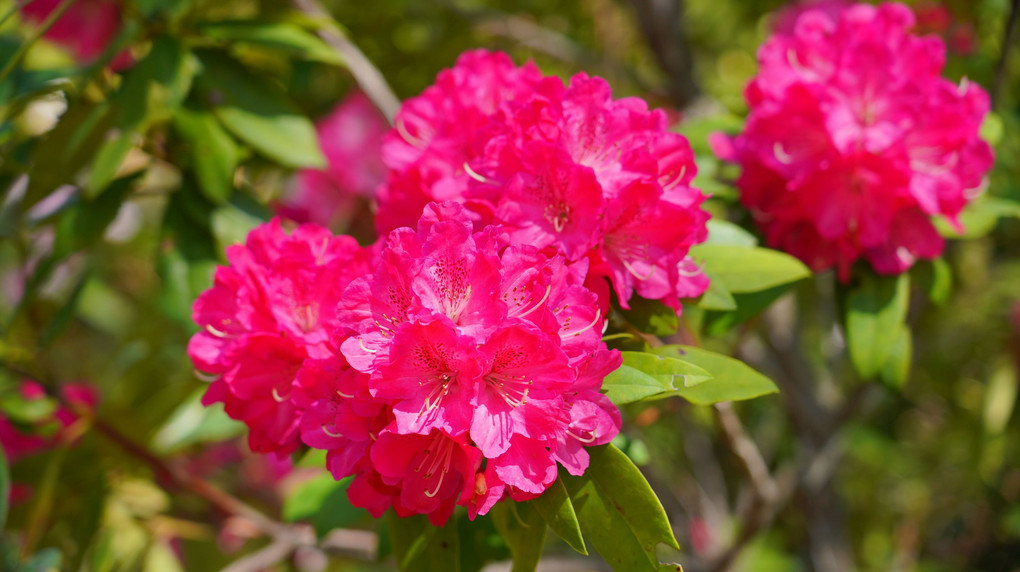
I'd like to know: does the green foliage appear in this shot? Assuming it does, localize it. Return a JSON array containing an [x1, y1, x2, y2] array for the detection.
[[602, 351, 712, 405], [647, 345, 779, 404], [283, 475, 364, 536], [489, 502, 546, 572], [527, 476, 585, 554], [844, 272, 911, 381]]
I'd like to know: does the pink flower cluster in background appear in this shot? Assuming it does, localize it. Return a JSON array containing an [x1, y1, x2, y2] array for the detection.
[[192, 203, 621, 525], [378, 50, 710, 313], [278, 92, 389, 230], [714, 1, 993, 279], [21, 0, 132, 70], [0, 380, 98, 503]]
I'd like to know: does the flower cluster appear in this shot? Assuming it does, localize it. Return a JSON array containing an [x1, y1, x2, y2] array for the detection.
[[714, 2, 994, 279], [192, 204, 622, 524], [377, 50, 710, 312], [278, 92, 389, 230]]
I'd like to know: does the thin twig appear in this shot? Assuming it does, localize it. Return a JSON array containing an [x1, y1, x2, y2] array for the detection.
[[291, 0, 401, 123]]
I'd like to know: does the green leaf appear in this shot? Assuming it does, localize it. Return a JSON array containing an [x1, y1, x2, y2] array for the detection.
[[385, 513, 460, 572], [561, 445, 679, 571], [490, 502, 546, 572], [913, 258, 952, 306], [528, 476, 586, 555], [602, 351, 712, 405], [151, 389, 244, 453], [0, 390, 56, 424], [705, 219, 758, 247], [878, 327, 912, 388], [172, 105, 239, 204], [88, 35, 194, 196], [197, 20, 344, 64], [845, 273, 910, 380], [619, 297, 678, 337], [694, 279, 737, 311], [983, 360, 1017, 436], [0, 446, 8, 531], [282, 474, 363, 536], [934, 197, 1020, 239], [705, 283, 792, 336], [52, 174, 140, 260], [689, 244, 811, 294], [648, 346, 779, 405], [195, 51, 325, 168]]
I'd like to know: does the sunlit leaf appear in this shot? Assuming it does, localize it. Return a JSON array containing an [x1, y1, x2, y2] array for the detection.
[[282, 474, 363, 536], [172, 105, 240, 204], [619, 297, 679, 337], [602, 352, 712, 405], [690, 244, 811, 294], [198, 20, 344, 64], [648, 345, 779, 404], [386, 513, 460, 572], [845, 273, 910, 380]]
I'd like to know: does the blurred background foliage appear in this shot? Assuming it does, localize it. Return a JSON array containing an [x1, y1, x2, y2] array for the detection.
[[0, 0, 1017, 570]]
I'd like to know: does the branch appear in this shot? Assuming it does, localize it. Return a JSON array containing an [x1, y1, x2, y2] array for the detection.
[[993, 0, 1020, 109], [291, 0, 401, 123], [629, 0, 700, 109]]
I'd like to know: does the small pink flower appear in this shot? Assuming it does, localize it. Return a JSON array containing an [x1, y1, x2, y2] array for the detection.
[[279, 93, 389, 229], [720, 1, 994, 279]]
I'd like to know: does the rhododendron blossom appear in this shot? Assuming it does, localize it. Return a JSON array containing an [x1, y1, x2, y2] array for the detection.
[[22, 0, 132, 69], [278, 92, 389, 229], [715, 1, 994, 278], [189, 219, 371, 455], [376, 50, 710, 313]]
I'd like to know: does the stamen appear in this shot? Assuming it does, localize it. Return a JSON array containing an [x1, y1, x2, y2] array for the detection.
[[193, 369, 219, 383], [622, 258, 655, 281], [567, 308, 603, 337], [322, 425, 343, 438], [358, 337, 378, 354], [272, 387, 290, 402], [464, 162, 495, 184], [774, 141, 794, 164], [336, 388, 354, 399], [396, 117, 426, 148], [568, 428, 597, 443], [205, 324, 228, 338], [517, 285, 552, 318]]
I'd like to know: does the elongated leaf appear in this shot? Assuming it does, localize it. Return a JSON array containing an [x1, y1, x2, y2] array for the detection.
[[528, 477, 586, 554], [935, 197, 1020, 239], [151, 389, 244, 453], [172, 105, 240, 204], [648, 346, 779, 405], [562, 445, 679, 571], [913, 258, 951, 306], [0, 446, 8, 531], [690, 244, 811, 294], [385, 513, 460, 572], [705, 219, 758, 247], [619, 297, 679, 337], [198, 20, 344, 64], [490, 502, 546, 572], [845, 273, 910, 380], [602, 352, 712, 405], [879, 327, 912, 388], [283, 474, 362, 536], [695, 279, 737, 311], [195, 51, 324, 168]]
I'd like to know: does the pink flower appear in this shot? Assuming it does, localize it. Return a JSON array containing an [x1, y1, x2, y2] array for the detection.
[[376, 50, 710, 313], [294, 202, 622, 524], [717, 2, 994, 279], [21, 0, 131, 69], [278, 92, 389, 229], [189, 219, 372, 455]]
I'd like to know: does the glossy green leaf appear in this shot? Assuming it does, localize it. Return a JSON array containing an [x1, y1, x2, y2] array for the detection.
[[913, 258, 952, 306], [151, 389, 244, 453], [89, 35, 194, 196], [198, 20, 344, 64], [705, 219, 758, 247], [705, 283, 792, 335], [690, 244, 811, 294], [195, 51, 325, 168], [983, 361, 1017, 436], [562, 445, 679, 571], [602, 351, 712, 405], [619, 297, 679, 337], [648, 345, 779, 405], [845, 273, 910, 380], [283, 474, 362, 536], [878, 327, 912, 388], [694, 279, 737, 311], [172, 106, 239, 204], [528, 476, 586, 554], [490, 501, 546, 572], [386, 513, 460, 572]]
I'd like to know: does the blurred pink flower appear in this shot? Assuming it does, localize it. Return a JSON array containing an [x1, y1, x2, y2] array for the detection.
[[21, 0, 132, 69], [716, 2, 993, 279], [279, 92, 389, 229]]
